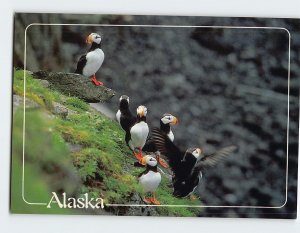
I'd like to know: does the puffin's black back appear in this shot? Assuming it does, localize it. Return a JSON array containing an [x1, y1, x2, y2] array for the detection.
[[176, 151, 198, 180], [119, 99, 135, 133], [172, 173, 200, 198], [75, 55, 87, 74]]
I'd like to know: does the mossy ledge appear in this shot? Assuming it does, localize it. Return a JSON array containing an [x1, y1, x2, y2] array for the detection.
[[11, 69, 202, 217], [32, 70, 115, 103]]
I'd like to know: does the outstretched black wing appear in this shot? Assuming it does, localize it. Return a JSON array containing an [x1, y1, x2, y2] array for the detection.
[[151, 128, 185, 173], [75, 55, 87, 74], [142, 127, 159, 153], [193, 145, 237, 173]]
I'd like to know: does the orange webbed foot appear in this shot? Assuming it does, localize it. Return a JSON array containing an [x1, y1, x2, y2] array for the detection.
[[151, 197, 160, 205], [90, 74, 103, 86], [143, 197, 152, 204], [156, 155, 169, 168], [134, 150, 144, 162]]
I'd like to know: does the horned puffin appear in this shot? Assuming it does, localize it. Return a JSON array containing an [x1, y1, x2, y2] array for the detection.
[[127, 105, 149, 162], [143, 113, 178, 168], [152, 129, 236, 198], [116, 95, 135, 132], [173, 146, 236, 198], [138, 155, 161, 205], [159, 113, 178, 142], [75, 33, 104, 86]]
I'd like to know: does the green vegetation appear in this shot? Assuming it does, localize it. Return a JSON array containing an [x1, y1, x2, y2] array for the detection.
[[64, 97, 90, 112], [11, 69, 202, 216]]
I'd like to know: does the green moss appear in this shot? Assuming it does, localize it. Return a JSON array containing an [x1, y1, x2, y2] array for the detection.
[[64, 96, 89, 112], [72, 145, 142, 205], [11, 109, 77, 213], [13, 69, 61, 106], [10, 157, 71, 214], [11, 69, 202, 216]]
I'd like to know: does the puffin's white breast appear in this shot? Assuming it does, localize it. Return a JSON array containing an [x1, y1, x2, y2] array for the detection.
[[83, 48, 104, 77], [139, 171, 161, 193], [187, 176, 202, 197], [116, 110, 121, 124], [167, 130, 174, 142], [130, 121, 149, 148]]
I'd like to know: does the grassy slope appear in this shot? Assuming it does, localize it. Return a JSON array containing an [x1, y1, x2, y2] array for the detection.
[[12, 69, 202, 217]]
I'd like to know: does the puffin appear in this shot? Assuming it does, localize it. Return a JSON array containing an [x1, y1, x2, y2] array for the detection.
[[143, 113, 178, 168], [75, 33, 104, 86], [127, 105, 149, 162], [152, 128, 236, 198], [138, 155, 161, 205], [116, 95, 135, 132]]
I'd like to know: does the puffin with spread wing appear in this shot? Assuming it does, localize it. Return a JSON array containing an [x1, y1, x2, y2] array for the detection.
[[152, 128, 237, 198]]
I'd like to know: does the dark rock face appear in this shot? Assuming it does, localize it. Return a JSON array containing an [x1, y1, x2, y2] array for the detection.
[[32, 71, 115, 103], [14, 15, 299, 218]]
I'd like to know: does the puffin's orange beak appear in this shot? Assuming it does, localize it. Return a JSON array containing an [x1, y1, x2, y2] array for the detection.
[[86, 35, 93, 44], [171, 116, 178, 125], [140, 156, 147, 165], [137, 108, 145, 117], [197, 148, 202, 155]]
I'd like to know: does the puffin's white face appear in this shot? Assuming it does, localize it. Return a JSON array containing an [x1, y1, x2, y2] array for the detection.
[[192, 148, 202, 159], [137, 105, 147, 117], [120, 95, 129, 103], [142, 155, 157, 167], [86, 33, 102, 44], [148, 157, 158, 167], [161, 114, 178, 125]]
